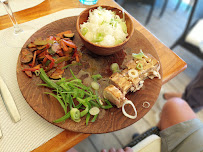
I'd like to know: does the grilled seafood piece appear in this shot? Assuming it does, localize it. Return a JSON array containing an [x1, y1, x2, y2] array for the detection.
[[124, 53, 161, 85], [103, 52, 161, 108], [109, 72, 132, 95], [103, 85, 126, 108]]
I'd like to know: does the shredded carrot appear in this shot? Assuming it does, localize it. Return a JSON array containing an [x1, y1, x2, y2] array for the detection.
[[45, 55, 55, 69], [62, 40, 76, 48], [38, 50, 47, 58], [42, 56, 48, 64], [22, 64, 41, 72], [22, 68, 39, 72], [56, 49, 64, 57], [60, 40, 69, 52], [76, 55, 79, 62], [36, 49, 43, 55], [73, 48, 80, 62], [29, 51, 37, 67], [34, 64, 41, 69]]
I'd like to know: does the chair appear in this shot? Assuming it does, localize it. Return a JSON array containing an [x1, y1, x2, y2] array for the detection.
[[170, 0, 203, 59], [174, 0, 195, 12], [135, 0, 156, 25], [131, 134, 161, 152], [159, 0, 168, 18], [159, 0, 195, 18], [124, 127, 161, 152]]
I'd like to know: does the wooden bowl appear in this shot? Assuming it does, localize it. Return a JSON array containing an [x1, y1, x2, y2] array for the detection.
[[76, 5, 134, 56]]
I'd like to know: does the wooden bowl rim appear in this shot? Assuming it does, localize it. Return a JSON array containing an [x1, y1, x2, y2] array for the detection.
[[76, 5, 134, 49]]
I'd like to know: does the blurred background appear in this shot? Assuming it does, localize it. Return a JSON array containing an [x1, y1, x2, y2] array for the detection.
[[73, 0, 203, 151]]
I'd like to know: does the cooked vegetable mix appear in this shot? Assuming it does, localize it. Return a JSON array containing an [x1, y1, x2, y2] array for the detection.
[[20, 30, 79, 78], [39, 68, 113, 125]]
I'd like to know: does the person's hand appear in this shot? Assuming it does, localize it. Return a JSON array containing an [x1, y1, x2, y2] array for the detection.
[[101, 147, 133, 152]]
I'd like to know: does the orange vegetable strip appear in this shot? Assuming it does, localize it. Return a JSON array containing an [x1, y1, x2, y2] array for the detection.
[[37, 44, 50, 55], [22, 64, 41, 72], [42, 56, 48, 64], [56, 49, 64, 57], [60, 40, 69, 52], [72, 48, 79, 62], [36, 49, 43, 55], [22, 68, 40, 72], [45, 55, 55, 69], [34, 64, 41, 69], [62, 40, 77, 48], [29, 51, 37, 67], [38, 50, 47, 58], [75, 54, 79, 62], [49, 62, 55, 69], [45, 55, 55, 62]]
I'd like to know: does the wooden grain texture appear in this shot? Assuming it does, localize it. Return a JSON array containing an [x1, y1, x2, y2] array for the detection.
[[17, 16, 162, 134], [76, 5, 134, 55], [31, 131, 90, 152], [0, 0, 187, 151]]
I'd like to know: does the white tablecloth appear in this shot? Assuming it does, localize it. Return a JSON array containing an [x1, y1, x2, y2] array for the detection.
[[0, 0, 45, 16], [0, 8, 85, 152]]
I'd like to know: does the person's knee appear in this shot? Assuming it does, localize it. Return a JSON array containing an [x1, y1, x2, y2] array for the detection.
[[164, 97, 188, 110], [159, 97, 196, 130]]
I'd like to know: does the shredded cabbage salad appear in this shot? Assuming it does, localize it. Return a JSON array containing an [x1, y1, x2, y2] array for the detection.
[[80, 6, 128, 46]]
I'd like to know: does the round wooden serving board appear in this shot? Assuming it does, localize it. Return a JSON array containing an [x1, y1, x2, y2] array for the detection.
[[17, 16, 162, 134]]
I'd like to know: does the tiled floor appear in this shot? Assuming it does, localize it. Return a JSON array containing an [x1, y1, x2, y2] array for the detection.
[[73, 1, 203, 151]]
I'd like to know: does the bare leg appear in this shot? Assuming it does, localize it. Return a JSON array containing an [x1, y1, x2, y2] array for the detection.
[[158, 97, 197, 131]]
